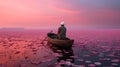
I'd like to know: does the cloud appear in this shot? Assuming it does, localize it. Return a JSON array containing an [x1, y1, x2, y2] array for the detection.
[[0, 0, 120, 29]]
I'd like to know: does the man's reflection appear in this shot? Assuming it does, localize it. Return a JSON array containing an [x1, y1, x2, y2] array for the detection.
[[48, 44, 74, 67]]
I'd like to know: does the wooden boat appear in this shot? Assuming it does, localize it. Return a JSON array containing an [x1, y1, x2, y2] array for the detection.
[[47, 33, 74, 48]]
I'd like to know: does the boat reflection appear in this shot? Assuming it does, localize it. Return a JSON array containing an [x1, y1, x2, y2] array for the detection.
[[47, 44, 74, 67]]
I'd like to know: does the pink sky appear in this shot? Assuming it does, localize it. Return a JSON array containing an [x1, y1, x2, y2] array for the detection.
[[0, 0, 120, 29]]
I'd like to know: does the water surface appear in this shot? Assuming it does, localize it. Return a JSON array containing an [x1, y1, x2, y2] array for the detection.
[[0, 29, 120, 67]]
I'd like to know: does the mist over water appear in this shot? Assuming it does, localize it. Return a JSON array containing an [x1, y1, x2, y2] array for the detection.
[[0, 29, 120, 67]]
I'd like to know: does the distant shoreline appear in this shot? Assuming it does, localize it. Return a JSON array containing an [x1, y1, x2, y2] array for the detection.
[[0, 28, 25, 30]]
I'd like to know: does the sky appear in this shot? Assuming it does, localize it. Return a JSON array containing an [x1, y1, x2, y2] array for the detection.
[[0, 0, 120, 29]]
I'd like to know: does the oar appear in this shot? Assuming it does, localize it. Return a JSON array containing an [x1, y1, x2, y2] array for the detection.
[[41, 36, 47, 44], [41, 30, 53, 44]]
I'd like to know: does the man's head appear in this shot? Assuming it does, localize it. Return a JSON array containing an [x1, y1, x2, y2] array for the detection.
[[61, 21, 64, 26]]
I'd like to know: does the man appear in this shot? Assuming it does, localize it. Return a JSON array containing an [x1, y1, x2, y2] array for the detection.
[[58, 21, 67, 40]]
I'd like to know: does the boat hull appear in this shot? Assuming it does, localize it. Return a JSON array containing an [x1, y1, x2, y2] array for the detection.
[[47, 37, 74, 48]]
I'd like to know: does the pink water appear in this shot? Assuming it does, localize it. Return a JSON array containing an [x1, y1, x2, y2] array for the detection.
[[0, 29, 120, 67]]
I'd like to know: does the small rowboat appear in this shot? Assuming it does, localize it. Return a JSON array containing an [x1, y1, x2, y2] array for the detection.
[[47, 33, 74, 48]]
